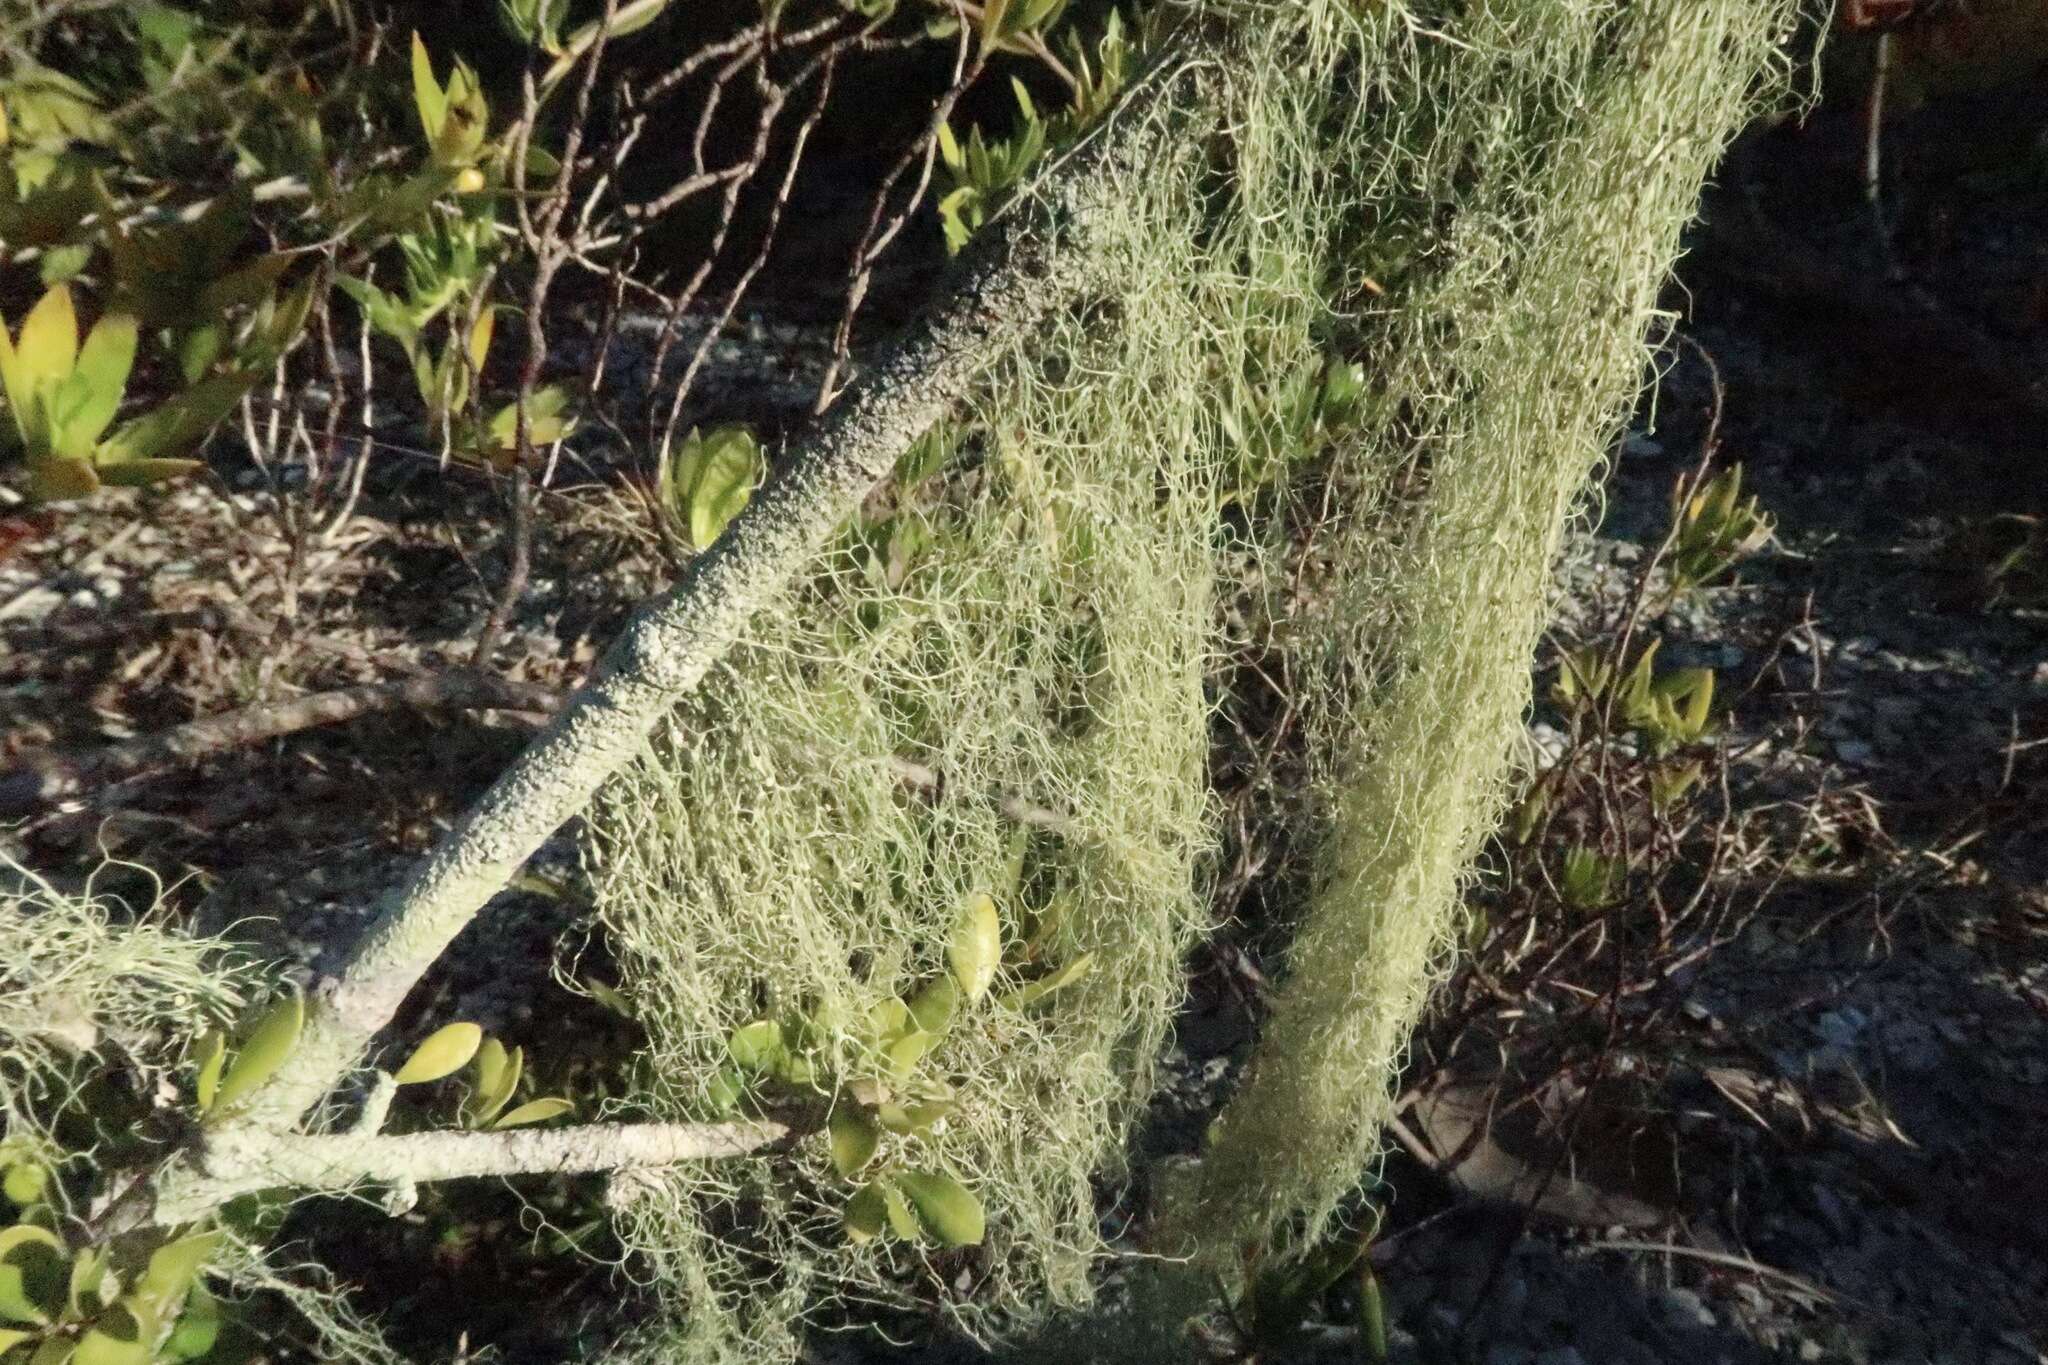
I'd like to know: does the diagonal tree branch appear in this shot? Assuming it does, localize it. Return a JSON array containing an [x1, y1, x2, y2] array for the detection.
[[235, 46, 1213, 1134]]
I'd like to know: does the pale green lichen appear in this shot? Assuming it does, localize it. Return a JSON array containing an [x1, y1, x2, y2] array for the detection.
[[583, 0, 1800, 1357]]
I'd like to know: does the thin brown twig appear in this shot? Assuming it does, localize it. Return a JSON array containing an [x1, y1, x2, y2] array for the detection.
[[0, 669, 562, 818]]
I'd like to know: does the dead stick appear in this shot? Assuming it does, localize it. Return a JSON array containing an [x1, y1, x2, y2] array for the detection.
[[0, 670, 560, 816]]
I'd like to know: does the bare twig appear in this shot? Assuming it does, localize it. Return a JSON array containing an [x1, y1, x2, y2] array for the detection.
[[0, 670, 561, 817]]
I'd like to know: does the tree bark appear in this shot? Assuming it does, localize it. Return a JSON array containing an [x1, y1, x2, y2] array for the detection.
[[152, 1119, 789, 1225]]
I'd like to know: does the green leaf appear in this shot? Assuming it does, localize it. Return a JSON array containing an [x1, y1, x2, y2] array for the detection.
[[979, 0, 1012, 48], [904, 976, 957, 1036], [492, 1097, 573, 1129], [0, 1225, 68, 1326], [99, 371, 253, 466], [867, 997, 911, 1046], [410, 33, 447, 143], [947, 893, 1001, 1004], [895, 1169, 984, 1247], [464, 1040, 522, 1128], [66, 1247, 109, 1321], [874, 1095, 954, 1136], [685, 430, 759, 550], [72, 1301, 149, 1365], [26, 1332, 75, 1365], [883, 1028, 937, 1081], [54, 311, 134, 452], [209, 991, 303, 1115], [253, 277, 318, 365], [162, 1286, 220, 1362], [487, 385, 578, 453], [0, 1328, 36, 1355], [726, 1020, 785, 1074], [580, 976, 635, 1019], [196, 1029, 231, 1114], [703, 1068, 743, 1117], [197, 254, 294, 317], [1, 1164, 45, 1208], [177, 325, 222, 386], [137, 1232, 219, 1309], [522, 143, 562, 181], [881, 1181, 920, 1241], [844, 1182, 888, 1242], [470, 1036, 511, 1105], [996, 950, 1094, 1011], [13, 286, 77, 411], [828, 1103, 880, 1178], [539, 0, 668, 91], [432, 63, 489, 168], [605, 0, 671, 39], [466, 308, 496, 378], [1359, 1260, 1389, 1365], [394, 1022, 482, 1085]]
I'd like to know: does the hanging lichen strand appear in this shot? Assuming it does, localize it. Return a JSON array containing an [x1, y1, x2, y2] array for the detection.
[[579, 0, 1798, 1358], [1174, 0, 1800, 1264], [581, 65, 1228, 1362]]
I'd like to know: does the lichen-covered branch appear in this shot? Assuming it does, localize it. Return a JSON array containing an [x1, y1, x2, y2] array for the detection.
[[152, 1119, 789, 1225], [240, 48, 1211, 1132]]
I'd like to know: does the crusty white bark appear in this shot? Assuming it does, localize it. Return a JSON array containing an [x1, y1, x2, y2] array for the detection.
[[153, 1120, 788, 1225]]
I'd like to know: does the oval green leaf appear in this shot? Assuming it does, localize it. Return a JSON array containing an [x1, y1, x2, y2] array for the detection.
[[726, 1020, 784, 1074], [0, 1225, 69, 1325], [843, 1182, 887, 1243], [191, 1031, 225, 1114], [392, 1022, 482, 1086], [895, 1169, 984, 1247], [881, 1181, 920, 1242], [2, 1163, 46, 1208], [866, 997, 910, 1045], [464, 1041, 522, 1128], [138, 1232, 220, 1308], [947, 893, 1001, 1004], [905, 976, 958, 1036], [883, 1029, 937, 1082], [492, 1097, 573, 1129], [210, 992, 303, 1115], [828, 1104, 880, 1179], [471, 1036, 510, 1100]]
